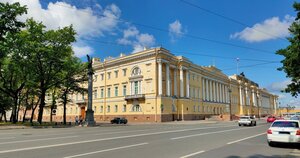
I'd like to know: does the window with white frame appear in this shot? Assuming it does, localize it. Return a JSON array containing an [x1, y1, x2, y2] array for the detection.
[[123, 69, 127, 76], [107, 72, 111, 79], [115, 86, 118, 97], [132, 105, 141, 112], [107, 88, 111, 98], [115, 71, 118, 78], [100, 106, 103, 113], [107, 105, 110, 113], [115, 105, 118, 112], [134, 81, 139, 94], [93, 89, 97, 99], [101, 88, 104, 98], [123, 104, 126, 112], [123, 85, 127, 96]]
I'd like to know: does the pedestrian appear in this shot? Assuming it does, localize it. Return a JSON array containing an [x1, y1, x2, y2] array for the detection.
[[79, 116, 83, 126], [75, 116, 79, 125]]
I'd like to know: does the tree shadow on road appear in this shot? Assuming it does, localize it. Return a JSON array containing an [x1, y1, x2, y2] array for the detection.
[[227, 155, 298, 158]]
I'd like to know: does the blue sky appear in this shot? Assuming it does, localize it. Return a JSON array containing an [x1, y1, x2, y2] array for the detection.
[[2, 0, 299, 108]]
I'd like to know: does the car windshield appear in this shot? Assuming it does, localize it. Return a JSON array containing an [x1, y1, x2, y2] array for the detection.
[[271, 121, 299, 128], [240, 117, 249, 119]]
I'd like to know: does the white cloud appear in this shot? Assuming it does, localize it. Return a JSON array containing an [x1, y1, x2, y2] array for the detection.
[[117, 26, 156, 53], [267, 80, 291, 93], [230, 15, 294, 42], [72, 44, 94, 58], [169, 20, 185, 42], [2, 0, 121, 38]]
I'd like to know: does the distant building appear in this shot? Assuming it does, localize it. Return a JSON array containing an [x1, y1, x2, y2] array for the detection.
[[41, 47, 278, 122]]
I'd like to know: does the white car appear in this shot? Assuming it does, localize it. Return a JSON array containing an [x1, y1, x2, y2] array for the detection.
[[267, 120, 300, 146], [238, 116, 256, 126]]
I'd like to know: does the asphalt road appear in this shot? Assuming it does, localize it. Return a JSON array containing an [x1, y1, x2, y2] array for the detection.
[[0, 120, 299, 158]]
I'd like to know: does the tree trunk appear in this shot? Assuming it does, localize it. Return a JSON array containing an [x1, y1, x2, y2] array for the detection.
[[50, 106, 53, 123], [22, 108, 28, 123], [63, 93, 67, 125], [0, 113, 2, 122], [37, 89, 46, 124], [30, 98, 40, 123], [11, 97, 18, 123], [4, 111, 7, 122]]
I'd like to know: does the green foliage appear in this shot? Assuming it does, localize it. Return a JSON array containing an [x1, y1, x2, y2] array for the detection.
[[277, 2, 300, 97], [0, 2, 27, 60]]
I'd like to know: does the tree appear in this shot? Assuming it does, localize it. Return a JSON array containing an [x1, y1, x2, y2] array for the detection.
[[0, 2, 27, 61], [59, 56, 88, 125], [22, 19, 76, 124], [277, 2, 300, 97]]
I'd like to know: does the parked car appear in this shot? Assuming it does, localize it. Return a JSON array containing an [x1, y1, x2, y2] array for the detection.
[[290, 115, 300, 120], [267, 116, 276, 123], [267, 120, 300, 147], [238, 116, 256, 126], [111, 117, 128, 124]]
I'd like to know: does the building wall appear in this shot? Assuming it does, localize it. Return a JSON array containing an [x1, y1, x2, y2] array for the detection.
[[41, 47, 278, 122]]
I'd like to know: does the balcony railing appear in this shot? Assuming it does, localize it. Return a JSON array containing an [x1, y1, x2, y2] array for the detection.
[[125, 94, 145, 100]]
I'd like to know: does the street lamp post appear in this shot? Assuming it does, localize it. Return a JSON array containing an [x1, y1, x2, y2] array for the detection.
[[85, 55, 95, 126]]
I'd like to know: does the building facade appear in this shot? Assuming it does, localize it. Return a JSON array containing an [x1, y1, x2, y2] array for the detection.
[[42, 47, 278, 122]]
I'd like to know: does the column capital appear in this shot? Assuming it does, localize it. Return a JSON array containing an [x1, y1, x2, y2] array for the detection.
[[157, 59, 169, 64]]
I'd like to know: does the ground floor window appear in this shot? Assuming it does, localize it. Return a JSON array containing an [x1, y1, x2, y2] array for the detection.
[[132, 104, 141, 112]]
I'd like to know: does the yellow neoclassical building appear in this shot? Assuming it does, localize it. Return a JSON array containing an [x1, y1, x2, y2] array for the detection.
[[43, 47, 278, 122]]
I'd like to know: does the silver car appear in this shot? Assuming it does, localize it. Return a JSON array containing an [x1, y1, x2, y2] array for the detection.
[[267, 120, 300, 146], [238, 116, 256, 126]]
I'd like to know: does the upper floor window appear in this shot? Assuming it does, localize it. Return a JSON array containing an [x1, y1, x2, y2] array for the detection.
[[123, 85, 127, 96], [115, 86, 118, 97], [123, 69, 127, 76], [107, 72, 111, 79], [131, 67, 141, 76], [132, 105, 141, 112], [107, 88, 111, 98], [101, 74, 104, 80], [101, 88, 104, 98], [115, 71, 118, 78]]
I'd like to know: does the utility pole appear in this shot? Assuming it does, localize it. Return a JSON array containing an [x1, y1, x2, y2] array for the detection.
[[85, 55, 95, 126]]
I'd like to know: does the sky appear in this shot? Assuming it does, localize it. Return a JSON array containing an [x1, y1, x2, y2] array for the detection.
[[1, 0, 299, 108]]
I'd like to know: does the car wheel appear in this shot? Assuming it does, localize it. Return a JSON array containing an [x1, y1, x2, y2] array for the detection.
[[254, 122, 256, 126], [238, 124, 241, 126], [268, 141, 275, 147]]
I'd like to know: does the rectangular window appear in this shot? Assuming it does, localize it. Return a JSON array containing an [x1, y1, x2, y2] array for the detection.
[[115, 86, 118, 97], [94, 75, 98, 82], [193, 105, 196, 112], [115, 105, 118, 112], [94, 89, 97, 99], [123, 85, 127, 96], [134, 81, 138, 94], [198, 105, 200, 112], [81, 93, 84, 100], [108, 88, 111, 98], [107, 105, 110, 113], [100, 106, 103, 113], [76, 94, 79, 101], [115, 71, 118, 78], [122, 104, 126, 112], [101, 74, 104, 80], [101, 89, 104, 98], [108, 72, 111, 79], [123, 69, 126, 76]]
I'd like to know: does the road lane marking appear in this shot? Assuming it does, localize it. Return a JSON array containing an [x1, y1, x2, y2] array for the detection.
[[93, 129, 153, 135], [63, 142, 149, 158], [171, 125, 265, 140], [227, 132, 266, 145], [0, 135, 78, 145], [0, 125, 237, 153], [180, 150, 205, 158], [0, 137, 15, 140]]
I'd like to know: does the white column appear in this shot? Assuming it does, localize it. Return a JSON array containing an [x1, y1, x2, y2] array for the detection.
[[139, 81, 142, 94], [166, 64, 170, 96], [239, 85, 244, 113], [209, 80, 212, 101], [206, 79, 209, 101], [174, 68, 177, 96], [252, 89, 256, 107], [202, 79, 206, 101], [245, 87, 249, 105], [216, 83, 220, 102], [158, 61, 162, 95], [186, 70, 190, 98], [212, 82, 216, 102], [180, 67, 184, 97]]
